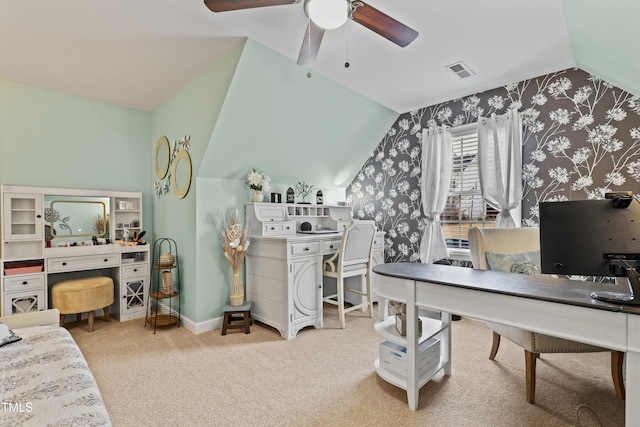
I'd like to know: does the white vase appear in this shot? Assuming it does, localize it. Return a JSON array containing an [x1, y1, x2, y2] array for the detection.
[[251, 190, 264, 203]]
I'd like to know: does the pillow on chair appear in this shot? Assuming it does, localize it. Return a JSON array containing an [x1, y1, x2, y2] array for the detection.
[[0, 321, 22, 348], [485, 250, 541, 276]]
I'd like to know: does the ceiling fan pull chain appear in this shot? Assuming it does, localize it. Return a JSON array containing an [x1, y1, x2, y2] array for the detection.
[[344, 16, 350, 68]]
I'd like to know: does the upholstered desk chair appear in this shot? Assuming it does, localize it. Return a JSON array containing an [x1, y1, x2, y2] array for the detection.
[[468, 227, 625, 403], [323, 220, 377, 329]]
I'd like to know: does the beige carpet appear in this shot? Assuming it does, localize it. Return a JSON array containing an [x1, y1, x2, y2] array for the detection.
[[69, 306, 625, 427]]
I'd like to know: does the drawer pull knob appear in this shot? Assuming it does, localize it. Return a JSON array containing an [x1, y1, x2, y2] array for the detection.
[[62, 262, 67, 266], [133, 268, 138, 272], [104, 259, 108, 262], [330, 244, 334, 249], [304, 247, 309, 251], [22, 281, 28, 285]]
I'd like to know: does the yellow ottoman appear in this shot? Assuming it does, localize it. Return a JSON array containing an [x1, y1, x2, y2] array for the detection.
[[51, 276, 114, 332]]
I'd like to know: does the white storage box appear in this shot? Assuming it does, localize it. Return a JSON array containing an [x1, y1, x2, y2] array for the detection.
[[379, 338, 440, 378]]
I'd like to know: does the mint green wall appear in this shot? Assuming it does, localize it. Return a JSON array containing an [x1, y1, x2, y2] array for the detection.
[[150, 42, 244, 323], [563, 0, 640, 98], [200, 39, 398, 189], [0, 78, 152, 229], [195, 39, 398, 326]]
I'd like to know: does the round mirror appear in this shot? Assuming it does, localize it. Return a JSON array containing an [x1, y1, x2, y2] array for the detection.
[[171, 150, 192, 199], [154, 136, 170, 179]]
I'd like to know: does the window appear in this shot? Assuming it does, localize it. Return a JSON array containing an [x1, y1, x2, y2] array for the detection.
[[441, 125, 498, 250]]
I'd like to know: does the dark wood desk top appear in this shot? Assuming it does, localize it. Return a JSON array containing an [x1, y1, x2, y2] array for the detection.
[[373, 262, 640, 315]]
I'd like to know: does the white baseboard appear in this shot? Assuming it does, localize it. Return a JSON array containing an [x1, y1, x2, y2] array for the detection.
[[150, 300, 222, 335], [190, 316, 223, 335]]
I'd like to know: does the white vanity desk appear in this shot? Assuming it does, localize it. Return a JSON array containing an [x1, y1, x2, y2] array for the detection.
[[1, 185, 149, 321], [245, 203, 384, 339], [43, 244, 149, 322]]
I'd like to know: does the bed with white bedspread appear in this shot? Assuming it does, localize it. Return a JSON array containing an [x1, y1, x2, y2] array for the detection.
[[0, 309, 111, 427]]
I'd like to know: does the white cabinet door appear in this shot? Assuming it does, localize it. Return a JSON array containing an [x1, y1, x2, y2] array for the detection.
[[290, 256, 321, 326], [119, 275, 148, 320], [2, 288, 46, 316], [3, 193, 43, 241]]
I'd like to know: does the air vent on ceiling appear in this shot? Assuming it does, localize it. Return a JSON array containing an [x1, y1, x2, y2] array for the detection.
[[446, 61, 475, 79]]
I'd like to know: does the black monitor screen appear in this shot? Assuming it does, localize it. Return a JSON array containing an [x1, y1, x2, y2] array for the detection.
[[539, 197, 640, 277]]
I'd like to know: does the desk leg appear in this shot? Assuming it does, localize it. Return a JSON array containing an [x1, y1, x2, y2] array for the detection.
[[406, 279, 418, 410], [627, 315, 640, 425], [441, 311, 452, 376]]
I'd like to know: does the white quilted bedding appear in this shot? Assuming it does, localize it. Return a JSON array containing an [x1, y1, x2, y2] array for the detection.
[[0, 325, 111, 427]]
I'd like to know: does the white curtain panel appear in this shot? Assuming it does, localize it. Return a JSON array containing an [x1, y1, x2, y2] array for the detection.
[[477, 109, 523, 228], [419, 126, 453, 263]]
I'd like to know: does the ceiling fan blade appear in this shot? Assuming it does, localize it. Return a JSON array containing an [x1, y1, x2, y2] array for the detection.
[[297, 21, 325, 65], [351, 2, 418, 47], [204, 0, 298, 13]]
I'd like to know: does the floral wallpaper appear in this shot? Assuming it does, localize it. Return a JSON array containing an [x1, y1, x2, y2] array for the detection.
[[347, 68, 640, 264]]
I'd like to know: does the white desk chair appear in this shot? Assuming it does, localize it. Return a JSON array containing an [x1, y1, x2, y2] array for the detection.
[[322, 220, 376, 329]]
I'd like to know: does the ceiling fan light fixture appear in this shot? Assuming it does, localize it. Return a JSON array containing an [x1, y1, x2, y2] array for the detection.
[[307, 0, 348, 30]]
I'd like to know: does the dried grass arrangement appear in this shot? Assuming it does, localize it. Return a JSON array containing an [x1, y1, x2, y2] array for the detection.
[[93, 214, 109, 235], [221, 210, 250, 306]]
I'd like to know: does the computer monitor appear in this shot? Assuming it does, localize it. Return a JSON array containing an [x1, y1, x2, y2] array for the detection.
[[539, 192, 640, 304]]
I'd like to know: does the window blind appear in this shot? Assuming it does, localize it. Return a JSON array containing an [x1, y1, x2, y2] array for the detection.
[[441, 134, 497, 248]]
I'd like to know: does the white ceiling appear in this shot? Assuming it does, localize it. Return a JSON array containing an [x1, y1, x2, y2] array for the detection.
[[0, 0, 615, 114]]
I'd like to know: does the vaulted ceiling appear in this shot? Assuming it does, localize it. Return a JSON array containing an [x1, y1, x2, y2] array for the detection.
[[0, 0, 637, 113]]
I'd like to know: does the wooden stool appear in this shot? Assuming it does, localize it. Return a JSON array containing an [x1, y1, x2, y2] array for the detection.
[[221, 301, 252, 335], [51, 276, 114, 332]]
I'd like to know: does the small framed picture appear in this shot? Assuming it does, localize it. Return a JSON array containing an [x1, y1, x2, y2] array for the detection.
[[119, 201, 127, 210], [122, 223, 131, 229]]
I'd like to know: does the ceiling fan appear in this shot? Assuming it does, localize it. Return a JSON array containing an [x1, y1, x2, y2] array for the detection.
[[203, 0, 418, 65]]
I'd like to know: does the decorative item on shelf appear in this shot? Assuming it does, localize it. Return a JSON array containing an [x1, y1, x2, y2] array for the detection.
[[389, 301, 423, 337], [220, 210, 250, 306], [270, 192, 282, 203], [286, 187, 295, 203], [161, 271, 173, 294], [246, 168, 271, 203], [131, 231, 146, 245], [295, 181, 314, 204], [316, 190, 323, 204], [93, 214, 109, 237], [251, 190, 264, 203], [395, 313, 423, 337], [159, 252, 176, 268], [154, 134, 192, 199]]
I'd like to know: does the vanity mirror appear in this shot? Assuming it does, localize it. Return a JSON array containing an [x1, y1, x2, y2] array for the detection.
[[44, 195, 110, 240]]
